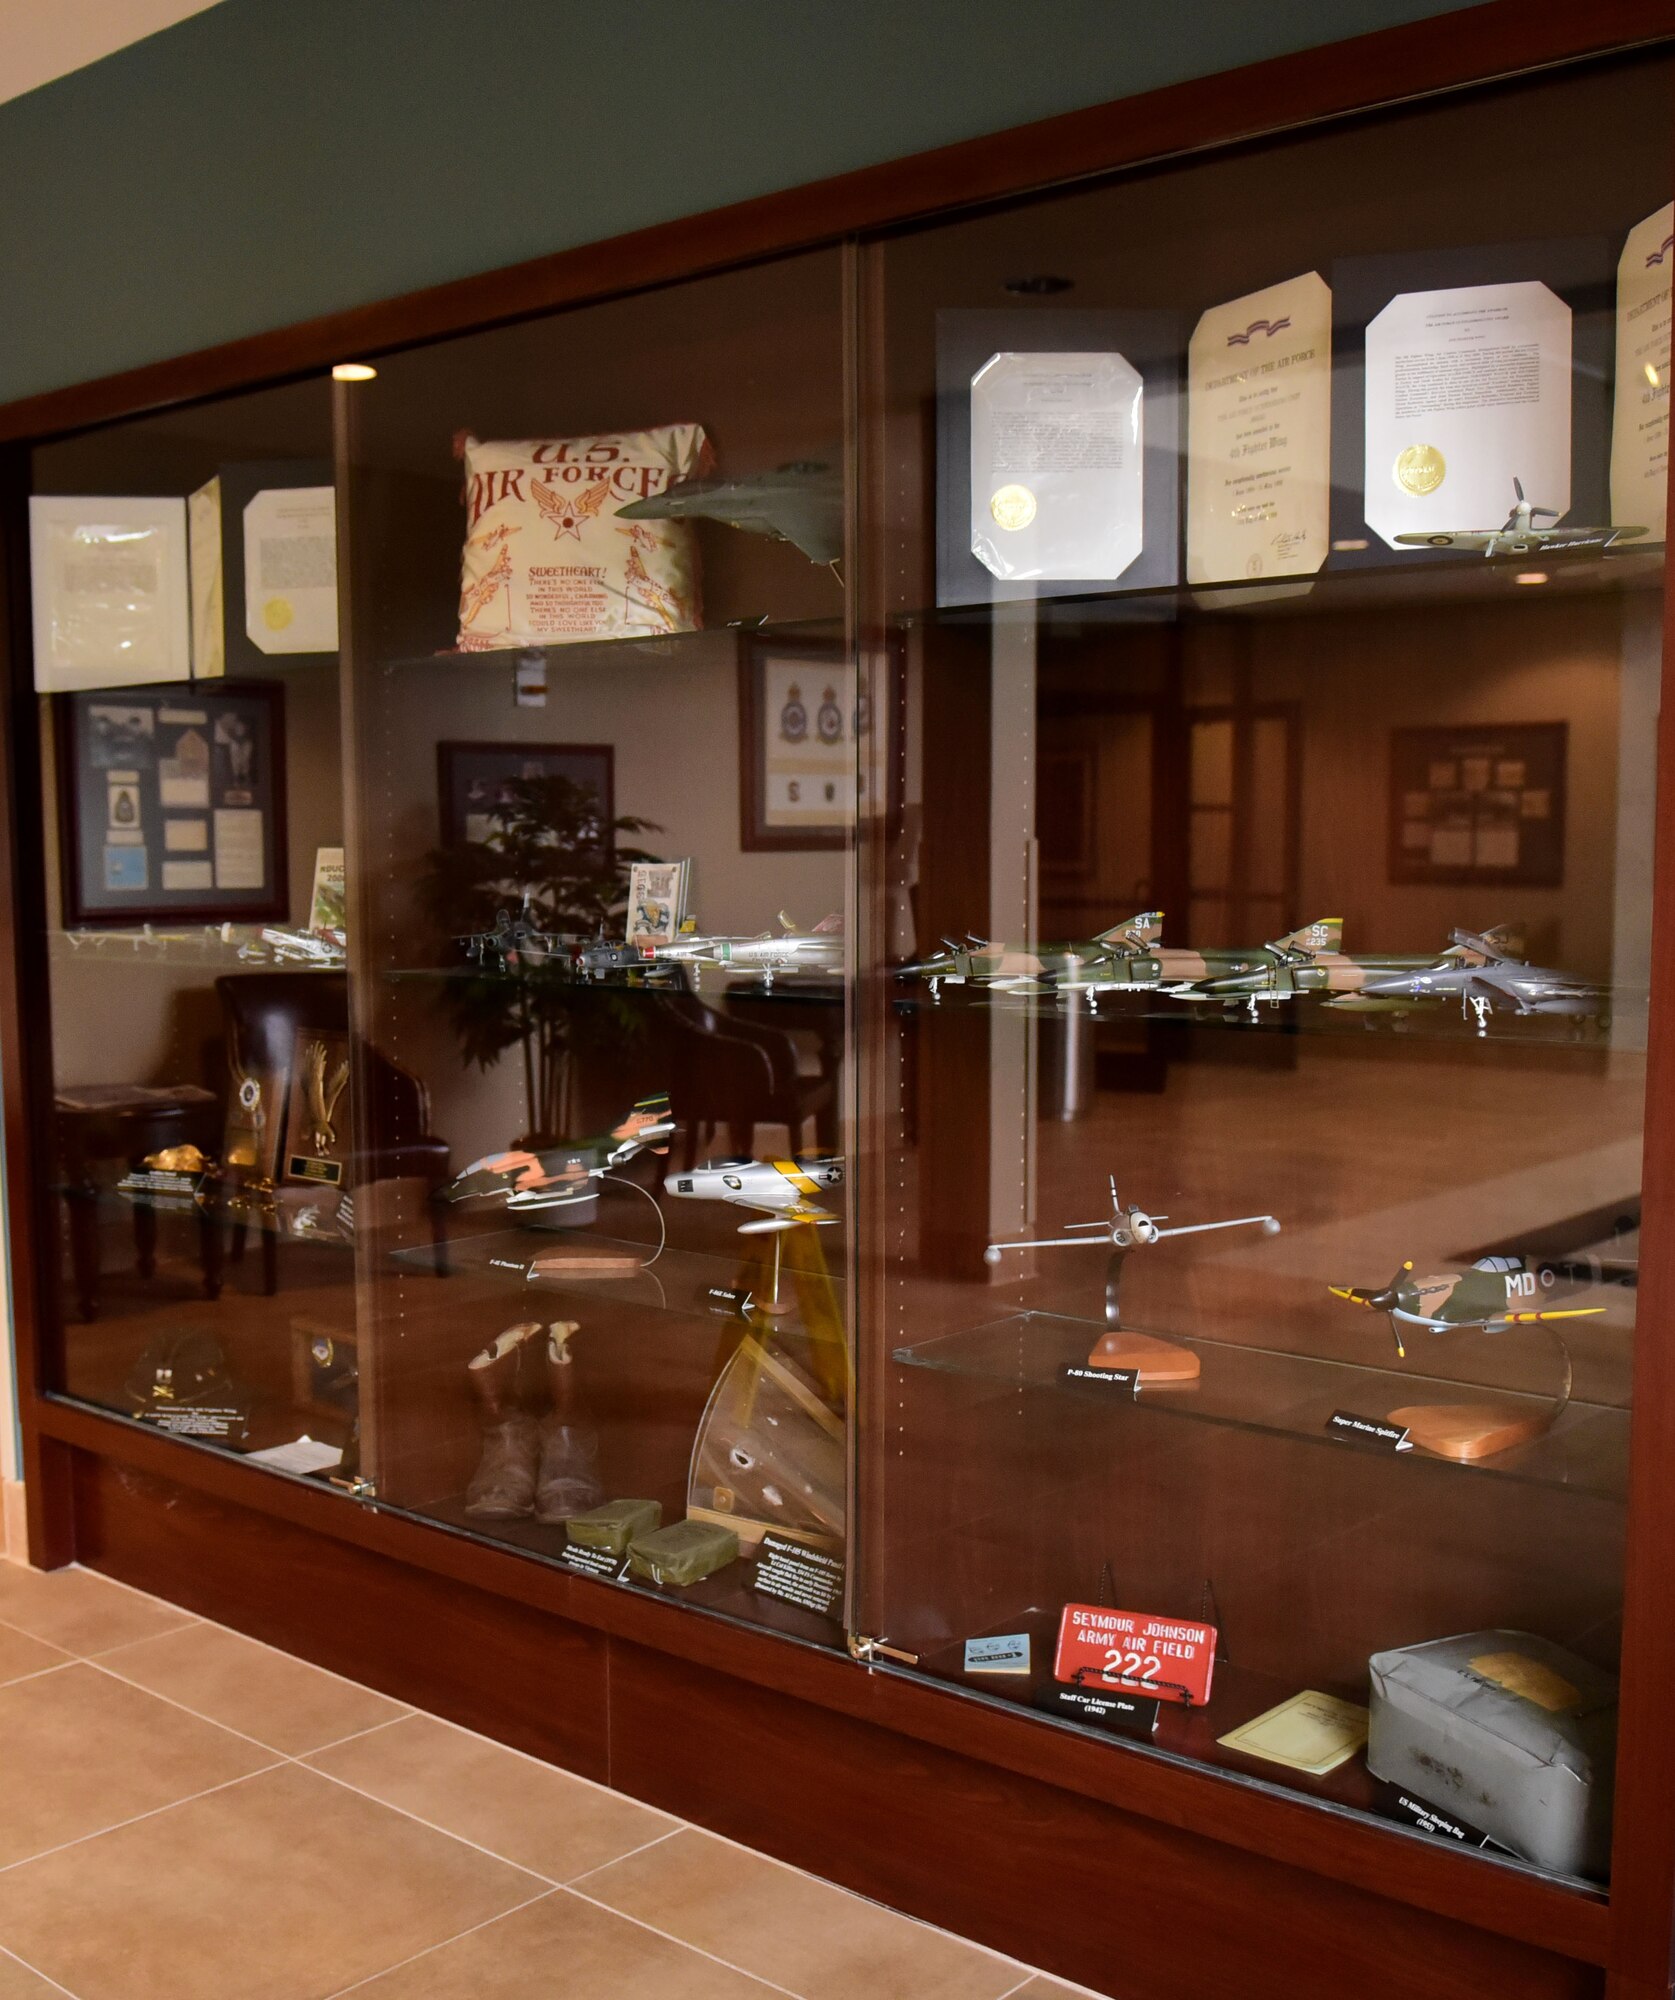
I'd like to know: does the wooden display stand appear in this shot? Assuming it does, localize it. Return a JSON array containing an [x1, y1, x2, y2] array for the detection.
[[1387, 1401, 1554, 1464], [1086, 1329, 1202, 1384]]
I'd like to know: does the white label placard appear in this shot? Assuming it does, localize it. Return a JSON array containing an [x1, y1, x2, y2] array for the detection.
[[1612, 202, 1672, 541], [28, 497, 191, 692], [1187, 272, 1331, 583], [970, 350, 1143, 581], [1363, 280, 1571, 551], [244, 486, 338, 654]]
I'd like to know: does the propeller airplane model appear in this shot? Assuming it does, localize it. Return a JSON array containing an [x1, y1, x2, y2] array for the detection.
[[668, 1156, 843, 1233], [1330, 1255, 1604, 1359], [1394, 478, 1647, 559]]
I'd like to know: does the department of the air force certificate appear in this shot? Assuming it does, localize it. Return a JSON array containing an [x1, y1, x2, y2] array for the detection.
[[1187, 273, 1331, 584], [1363, 280, 1572, 550], [969, 350, 1143, 581], [243, 485, 339, 654], [1612, 203, 1672, 541]]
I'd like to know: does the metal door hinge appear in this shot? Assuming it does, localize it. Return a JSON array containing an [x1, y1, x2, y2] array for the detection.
[[847, 1633, 920, 1667], [329, 1473, 377, 1499]]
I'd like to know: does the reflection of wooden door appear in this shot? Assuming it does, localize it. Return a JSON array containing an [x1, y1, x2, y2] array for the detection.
[[1038, 709, 1154, 943], [1187, 703, 1301, 949]]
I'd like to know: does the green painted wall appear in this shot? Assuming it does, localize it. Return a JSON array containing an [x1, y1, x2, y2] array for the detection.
[[0, 0, 1483, 405]]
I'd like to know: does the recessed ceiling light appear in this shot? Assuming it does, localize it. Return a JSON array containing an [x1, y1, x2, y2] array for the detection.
[[1331, 538, 1369, 552], [332, 362, 377, 382], [1514, 570, 1549, 586]]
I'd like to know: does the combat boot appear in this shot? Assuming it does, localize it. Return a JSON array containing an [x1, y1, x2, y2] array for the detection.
[[534, 1320, 604, 1524]]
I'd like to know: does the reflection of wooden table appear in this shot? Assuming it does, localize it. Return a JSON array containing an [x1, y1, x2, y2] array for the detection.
[[54, 1084, 223, 1322]]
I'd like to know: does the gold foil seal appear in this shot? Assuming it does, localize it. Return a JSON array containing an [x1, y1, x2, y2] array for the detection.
[[1394, 445, 1446, 496], [263, 597, 295, 632], [989, 483, 1037, 531]]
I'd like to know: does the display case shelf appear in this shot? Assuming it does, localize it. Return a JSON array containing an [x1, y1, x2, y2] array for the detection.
[[892, 1311, 1628, 1499]]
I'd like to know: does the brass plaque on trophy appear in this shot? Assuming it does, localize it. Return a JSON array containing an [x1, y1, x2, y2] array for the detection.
[[282, 1028, 352, 1189]]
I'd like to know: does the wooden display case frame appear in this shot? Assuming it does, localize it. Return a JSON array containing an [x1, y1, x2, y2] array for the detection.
[[3, 7, 1675, 1997]]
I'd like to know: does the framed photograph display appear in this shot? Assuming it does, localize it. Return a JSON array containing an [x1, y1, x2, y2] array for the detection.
[[436, 740, 614, 849], [739, 632, 902, 852], [1387, 721, 1567, 887], [55, 681, 288, 926]]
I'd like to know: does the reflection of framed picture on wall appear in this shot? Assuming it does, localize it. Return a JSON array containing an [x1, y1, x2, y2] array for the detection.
[[55, 680, 287, 927], [1388, 721, 1567, 887], [437, 741, 614, 849], [739, 633, 903, 852]]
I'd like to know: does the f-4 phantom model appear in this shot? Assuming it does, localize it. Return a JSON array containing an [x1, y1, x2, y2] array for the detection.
[[439, 1094, 675, 1222], [985, 1176, 1280, 1266], [1330, 1255, 1604, 1359], [668, 1156, 844, 1233], [898, 911, 1275, 1008], [1170, 917, 1442, 1019], [1327, 927, 1611, 1034], [656, 912, 844, 989], [618, 456, 843, 569], [1394, 478, 1647, 559]]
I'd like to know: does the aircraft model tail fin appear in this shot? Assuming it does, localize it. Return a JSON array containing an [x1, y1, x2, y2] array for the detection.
[[812, 912, 844, 933], [1449, 926, 1518, 964], [1096, 911, 1163, 949], [1275, 917, 1342, 956]]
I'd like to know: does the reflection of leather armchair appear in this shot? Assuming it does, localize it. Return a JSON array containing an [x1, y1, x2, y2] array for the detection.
[[650, 990, 836, 1171], [215, 973, 450, 1289]]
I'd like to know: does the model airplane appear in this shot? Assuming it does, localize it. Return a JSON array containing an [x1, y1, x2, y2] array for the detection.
[[439, 1093, 675, 1220], [618, 456, 843, 568], [668, 1156, 843, 1233], [985, 1177, 1279, 1264], [656, 912, 843, 989], [250, 926, 347, 967], [1168, 918, 1440, 1018], [1330, 1255, 1604, 1359], [1327, 927, 1610, 1034], [456, 897, 575, 971], [898, 912, 1273, 1008], [1394, 479, 1647, 559]]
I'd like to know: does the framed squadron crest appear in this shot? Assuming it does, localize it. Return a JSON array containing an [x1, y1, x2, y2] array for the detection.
[[738, 632, 902, 852]]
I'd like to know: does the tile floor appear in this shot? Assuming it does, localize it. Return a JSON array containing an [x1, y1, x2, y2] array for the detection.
[[0, 1559, 1098, 2000]]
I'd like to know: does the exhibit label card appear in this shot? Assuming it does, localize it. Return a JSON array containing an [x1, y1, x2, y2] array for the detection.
[[1187, 272, 1331, 583], [1363, 280, 1572, 551], [244, 485, 339, 654], [28, 496, 191, 692], [1612, 201, 1672, 541], [970, 350, 1143, 581]]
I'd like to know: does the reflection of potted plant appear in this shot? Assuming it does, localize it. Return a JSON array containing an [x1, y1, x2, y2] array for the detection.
[[416, 775, 660, 1144]]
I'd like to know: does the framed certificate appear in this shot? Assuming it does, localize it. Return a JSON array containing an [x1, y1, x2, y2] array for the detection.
[[29, 496, 192, 693]]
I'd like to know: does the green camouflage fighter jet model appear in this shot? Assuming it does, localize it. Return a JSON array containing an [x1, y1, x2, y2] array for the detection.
[[617, 456, 843, 569], [1167, 918, 1445, 1021], [1330, 1255, 1604, 1359], [896, 912, 1274, 1010]]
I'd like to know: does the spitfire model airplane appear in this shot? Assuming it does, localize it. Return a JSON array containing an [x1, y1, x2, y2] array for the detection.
[[439, 1094, 675, 1222], [1330, 1255, 1604, 1359], [656, 912, 844, 989], [618, 455, 843, 569], [985, 1177, 1280, 1267], [1394, 478, 1647, 560], [1326, 927, 1611, 1034], [668, 1156, 844, 1233]]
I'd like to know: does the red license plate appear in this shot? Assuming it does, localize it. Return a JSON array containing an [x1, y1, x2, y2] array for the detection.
[[1053, 1603, 1218, 1707]]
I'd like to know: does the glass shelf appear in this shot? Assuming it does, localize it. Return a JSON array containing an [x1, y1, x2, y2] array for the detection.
[[893, 1311, 1628, 1500], [378, 614, 843, 677]]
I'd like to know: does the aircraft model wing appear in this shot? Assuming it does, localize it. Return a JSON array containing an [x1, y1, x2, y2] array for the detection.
[[1155, 1214, 1280, 1241], [1462, 1305, 1606, 1329], [731, 1196, 839, 1234], [1393, 531, 1496, 551]]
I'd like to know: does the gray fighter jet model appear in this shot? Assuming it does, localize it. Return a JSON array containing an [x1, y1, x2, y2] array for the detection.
[[618, 456, 843, 568], [456, 897, 575, 971], [655, 912, 843, 989], [1325, 927, 1611, 1034], [1394, 478, 1647, 559]]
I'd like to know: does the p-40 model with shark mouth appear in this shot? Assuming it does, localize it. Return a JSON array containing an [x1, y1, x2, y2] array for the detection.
[[439, 1094, 675, 1223], [1393, 478, 1647, 559], [1325, 927, 1612, 1034], [654, 912, 844, 989]]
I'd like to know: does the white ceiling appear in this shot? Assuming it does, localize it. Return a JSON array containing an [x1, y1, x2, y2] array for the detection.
[[0, 0, 225, 107]]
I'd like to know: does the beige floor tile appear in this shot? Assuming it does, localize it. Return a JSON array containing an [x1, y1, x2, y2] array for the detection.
[[1013, 1981, 1110, 2000], [307, 1711, 677, 1882], [0, 1663, 275, 1869], [580, 1828, 1024, 2000], [101, 1620, 410, 1755], [0, 1625, 69, 1687], [345, 1888, 785, 1999], [0, 1948, 70, 2000], [0, 1763, 541, 2000], [0, 1563, 194, 1656]]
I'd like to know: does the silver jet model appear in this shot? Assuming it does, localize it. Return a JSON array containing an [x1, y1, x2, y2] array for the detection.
[[655, 911, 843, 989]]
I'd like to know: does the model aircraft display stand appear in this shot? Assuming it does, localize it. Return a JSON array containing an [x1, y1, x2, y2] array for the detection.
[[1387, 1324, 1575, 1466]]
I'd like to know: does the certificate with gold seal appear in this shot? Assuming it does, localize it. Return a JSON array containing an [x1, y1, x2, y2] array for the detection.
[[1187, 272, 1330, 584], [1611, 202, 1672, 541], [969, 351, 1143, 581], [243, 485, 339, 654], [1363, 280, 1571, 551]]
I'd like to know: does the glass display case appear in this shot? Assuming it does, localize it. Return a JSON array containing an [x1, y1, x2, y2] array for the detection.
[[9, 22, 1673, 1966]]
